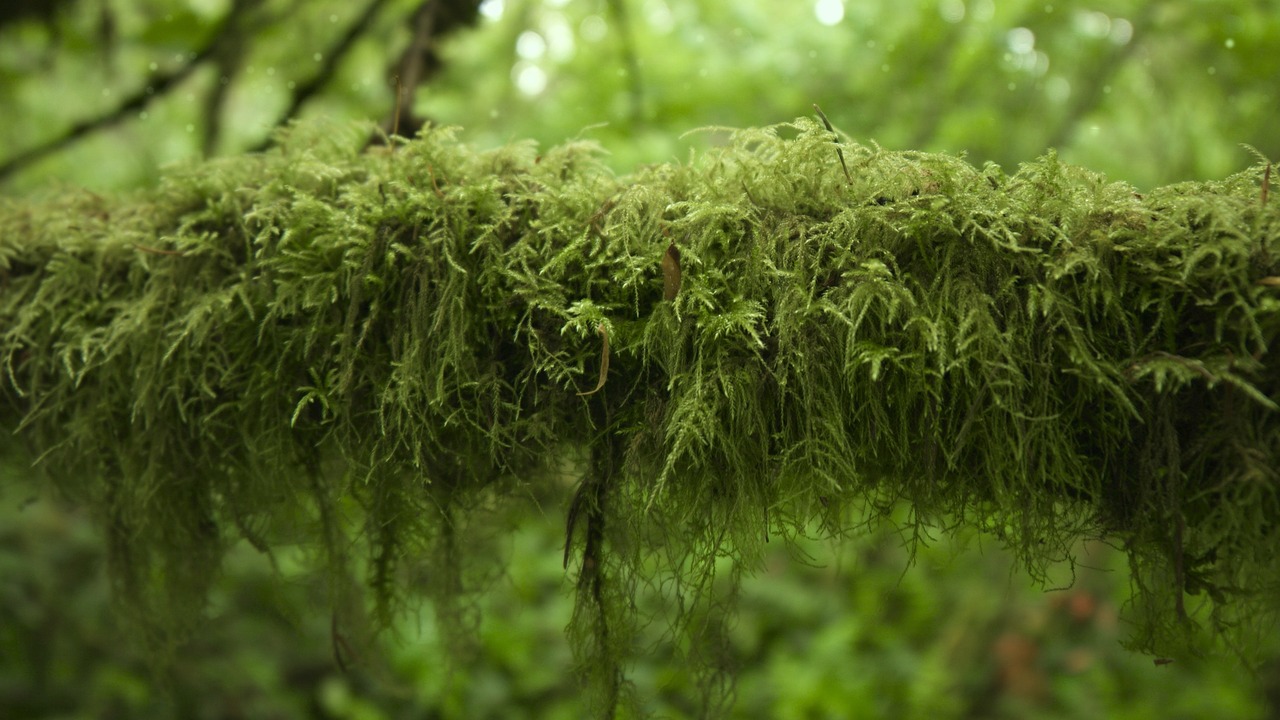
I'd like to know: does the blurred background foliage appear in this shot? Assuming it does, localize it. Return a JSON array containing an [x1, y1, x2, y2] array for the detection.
[[1, 0, 1277, 192], [2, 0, 1280, 717]]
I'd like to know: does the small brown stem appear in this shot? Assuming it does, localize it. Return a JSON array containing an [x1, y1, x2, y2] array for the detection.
[[426, 164, 444, 198], [577, 323, 610, 397], [331, 612, 356, 672], [131, 243, 184, 256], [662, 243, 682, 301]]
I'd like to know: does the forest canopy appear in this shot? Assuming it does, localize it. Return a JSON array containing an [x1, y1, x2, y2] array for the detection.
[[1, 0, 1277, 192]]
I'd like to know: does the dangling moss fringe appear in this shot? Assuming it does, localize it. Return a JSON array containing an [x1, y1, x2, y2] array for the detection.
[[2, 118, 1279, 711]]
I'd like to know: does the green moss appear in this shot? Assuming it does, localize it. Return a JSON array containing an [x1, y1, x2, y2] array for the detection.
[[3, 117, 1279, 714]]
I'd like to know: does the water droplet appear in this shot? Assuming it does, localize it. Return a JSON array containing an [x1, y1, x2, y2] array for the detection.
[[148, 61, 158, 72], [544, 15, 576, 60], [646, 0, 674, 33], [1046, 76, 1070, 102], [185, 124, 195, 133], [939, 0, 964, 23], [1034, 51, 1050, 76], [1225, 38, 1235, 49], [516, 30, 546, 59], [513, 63, 547, 96], [814, 0, 844, 26], [1074, 10, 1110, 39], [313, 52, 323, 62], [479, 0, 503, 21], [580, 15, 607, 42], [1007, 27, 1036, 54], [1110, 18, 1133, 44]]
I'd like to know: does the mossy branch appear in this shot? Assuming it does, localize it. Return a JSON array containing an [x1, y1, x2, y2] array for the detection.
[[3, 118, 1280, 711]]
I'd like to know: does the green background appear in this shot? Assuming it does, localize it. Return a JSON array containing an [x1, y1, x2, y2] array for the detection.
[[2, 0, 1279, 717]]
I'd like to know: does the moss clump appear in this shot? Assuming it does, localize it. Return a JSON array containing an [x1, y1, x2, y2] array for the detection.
[[2, 118, 1279, 713]]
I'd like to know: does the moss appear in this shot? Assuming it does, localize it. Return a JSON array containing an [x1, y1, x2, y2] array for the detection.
[[3, 117, 1279, 713]]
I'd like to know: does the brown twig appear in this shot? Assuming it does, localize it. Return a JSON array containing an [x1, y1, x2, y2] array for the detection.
[[391, 74, 403, 140], [576, 323, 610, 397], [661, 243, 682, 301], [426, 164, 444, 198], [587, 196, 618, 235], [331, 612, 357, 672], [131, 243, 185, 256]]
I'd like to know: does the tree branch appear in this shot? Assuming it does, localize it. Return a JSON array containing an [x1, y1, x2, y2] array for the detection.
[[0, 1, 254, 183], [378, 0, 485, 140], [252, 0, 392, 151], [4, 120, 1277, 682]]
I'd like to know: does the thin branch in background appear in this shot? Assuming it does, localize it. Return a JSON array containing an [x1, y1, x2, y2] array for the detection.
[[0, 1, 253, 183], [203, 54, 236, 157], [383, 0, 439, 139], [391, 74, 404, 139], [0, 2, 62, 29], [376, 0, 485, 142], [96, 0, 119, 78], [252, 0, 392, 151], [203, 0, 257, 156], [606, 0, 644, 123]]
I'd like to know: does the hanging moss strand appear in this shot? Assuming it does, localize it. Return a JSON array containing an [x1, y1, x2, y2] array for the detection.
[[2, 119, 1280, 706]]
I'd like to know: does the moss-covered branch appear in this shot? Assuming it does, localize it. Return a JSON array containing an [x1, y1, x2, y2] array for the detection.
[[2, 118, 1279, 709]]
